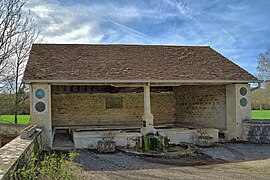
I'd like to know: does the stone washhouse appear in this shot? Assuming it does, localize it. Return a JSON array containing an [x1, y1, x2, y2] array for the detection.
[[23, 44, 259, 150]]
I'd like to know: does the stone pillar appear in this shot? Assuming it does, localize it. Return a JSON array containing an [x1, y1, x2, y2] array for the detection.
[[141, 83, 155, 135], [30, 84, 52, 149], [226, 84, 251, 140]]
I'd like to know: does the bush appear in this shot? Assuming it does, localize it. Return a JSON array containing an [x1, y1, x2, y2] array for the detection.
[[12, 151, 85, 180]]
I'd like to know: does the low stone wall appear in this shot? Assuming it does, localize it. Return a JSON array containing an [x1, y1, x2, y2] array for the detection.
[[242, 120, 270, 143], [0, 129, 42, 180]]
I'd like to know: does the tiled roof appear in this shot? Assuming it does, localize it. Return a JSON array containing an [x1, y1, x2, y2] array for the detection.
[[23, 44, 258, 83]]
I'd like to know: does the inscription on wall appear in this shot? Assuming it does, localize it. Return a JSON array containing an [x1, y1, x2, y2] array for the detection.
[[106, 97, 123, 109]]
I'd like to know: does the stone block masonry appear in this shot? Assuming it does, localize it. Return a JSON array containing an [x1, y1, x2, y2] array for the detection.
[[0, 129, 42, 179], [52, 92, 176, 127], [51, 85, 227, 132], [175, 85, 227, 130], [242, 119, 270, 143]]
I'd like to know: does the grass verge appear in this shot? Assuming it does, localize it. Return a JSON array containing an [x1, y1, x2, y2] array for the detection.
[[0, 115, 30, 124], [0, 111, 269, 124], [252, 110, 270, 120]]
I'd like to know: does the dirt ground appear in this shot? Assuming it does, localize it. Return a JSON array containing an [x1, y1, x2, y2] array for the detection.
[[74, 143, 270, 180]]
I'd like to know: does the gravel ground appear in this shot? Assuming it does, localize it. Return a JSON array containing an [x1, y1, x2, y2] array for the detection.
[[75, 149, 170, 171], [74, 143, 270, 180], [200, 143, 270, 161]]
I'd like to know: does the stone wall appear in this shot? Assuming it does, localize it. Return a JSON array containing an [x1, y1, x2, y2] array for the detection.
[[175, 85, 227, 130], [51, 92, 176, 127], [242, 120, 270, 143], [0, 129, 42, 179]]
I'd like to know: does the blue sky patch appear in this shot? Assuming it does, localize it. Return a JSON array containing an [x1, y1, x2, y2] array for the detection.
[[27, 0, 270, 75]]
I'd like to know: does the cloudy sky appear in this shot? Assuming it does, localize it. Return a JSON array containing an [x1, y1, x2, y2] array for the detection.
[[26, 0, 270, 75]]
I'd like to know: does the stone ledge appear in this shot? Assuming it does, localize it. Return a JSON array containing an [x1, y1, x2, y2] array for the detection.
[[0, 129, 42, 180]]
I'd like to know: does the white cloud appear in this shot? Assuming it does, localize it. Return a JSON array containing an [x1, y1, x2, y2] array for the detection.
[[26, 0, 103, 43], [24, 0, 270, 74], [44, 25, 103, 44]]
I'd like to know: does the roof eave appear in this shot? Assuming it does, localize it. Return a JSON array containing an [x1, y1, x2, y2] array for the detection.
[[23, 79, 260, 84]]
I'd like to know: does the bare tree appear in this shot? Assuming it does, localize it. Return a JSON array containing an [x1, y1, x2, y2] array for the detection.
[[253, 49, 270, 110], [257, 48, 270, 83], [0, 0, 39, 123], [1, 0, 26, 71]]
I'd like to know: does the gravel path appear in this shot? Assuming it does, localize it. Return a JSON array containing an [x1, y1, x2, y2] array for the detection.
[[74, 143, 270, 180], [75, 149, 170, 171], [200, 143, 270, 161]]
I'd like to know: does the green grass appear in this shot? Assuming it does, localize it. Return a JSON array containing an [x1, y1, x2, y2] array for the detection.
[[0, 115, 30, 124], [252, 110, 270, 119], [0, 111, 268, 124]]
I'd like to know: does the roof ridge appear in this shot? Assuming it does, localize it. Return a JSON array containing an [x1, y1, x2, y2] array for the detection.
[[32, 43, 211, 48]]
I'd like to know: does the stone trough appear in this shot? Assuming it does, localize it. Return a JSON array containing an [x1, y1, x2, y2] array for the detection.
[[57, 127, 219, 150], [73, 131, 141, 149]]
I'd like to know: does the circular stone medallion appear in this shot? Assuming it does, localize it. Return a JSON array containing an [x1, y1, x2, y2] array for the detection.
[[35, 102, 46, 112], [35, 89, 46, 99], [240, 98, 248, 107], [239, 87, 247, 96]]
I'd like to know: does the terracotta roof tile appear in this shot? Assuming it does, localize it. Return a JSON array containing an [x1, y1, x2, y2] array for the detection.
[[23, 44, 258, 82]]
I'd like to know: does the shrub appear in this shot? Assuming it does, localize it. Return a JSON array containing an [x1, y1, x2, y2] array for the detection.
[[12, 151, 85, 179]]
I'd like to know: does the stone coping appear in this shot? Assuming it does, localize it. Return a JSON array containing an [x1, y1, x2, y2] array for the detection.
[[243, 119, 270, 124], [0, 129, 41, 180], [116, 143, 198, 158], [73, 131, 142, 138]]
